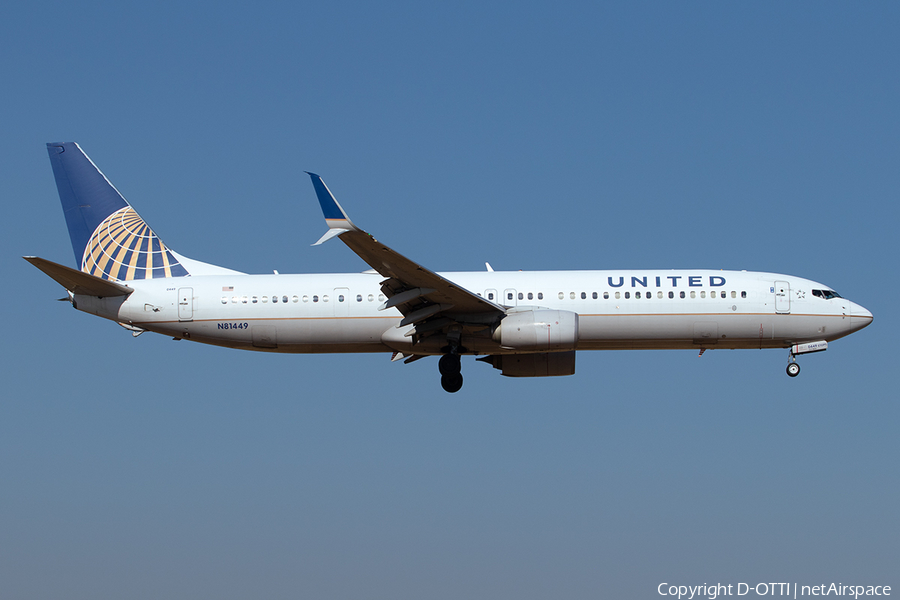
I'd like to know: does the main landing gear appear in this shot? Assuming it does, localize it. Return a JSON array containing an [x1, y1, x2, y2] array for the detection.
[[439, 353, 463, 393]]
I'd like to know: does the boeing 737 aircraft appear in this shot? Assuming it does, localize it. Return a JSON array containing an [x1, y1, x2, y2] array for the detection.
[[26, 142, 873, 392]]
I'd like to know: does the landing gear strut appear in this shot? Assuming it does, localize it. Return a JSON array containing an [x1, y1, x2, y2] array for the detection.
[[439, 353, 463, 393]]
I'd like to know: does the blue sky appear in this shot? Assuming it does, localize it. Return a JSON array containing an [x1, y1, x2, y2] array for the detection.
[[1, 2, 898, 598]]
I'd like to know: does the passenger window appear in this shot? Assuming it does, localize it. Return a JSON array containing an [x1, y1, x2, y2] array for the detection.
[[690, 291, 696, 299], [603, 292, 609, 299], [538, 292, 543, 300], [292, 296, 299, 303], [283, 296, 289, 303], [221, 297, 227, 304], [527, 292, 533, 300], [680, 291, 685, 299], [741, 291, 747, 298], [338, 295, 345, 302], [731, 291, 737, 299], [658, 291, 663, 299], [615, 292, 620, 299], [581, 292, 586, 299], [558, 292, 564, 300], [518, 292, 523, 300], [368, 294, 374, 302], [262, 296, 268, 303], [635, 292, 641, 299], [379, 294, 385, 302], [323, 295, 329, 302], [508, 292, 514, 301], [241, 296, 248, 304], [488, 292, 494, 300], [232, 296, 238, 304], [312, 295, 318, 303], [302, 295, 309, 302], [592, 292, 597, 299], [570, 292, 576, 300], [252, 296, 258, 304], [272, 296, 278, 303], [625, 292, 630, 299], [357, 295, 362, 302], [700, 291, 706, 298], [668, 291, 674, 299]]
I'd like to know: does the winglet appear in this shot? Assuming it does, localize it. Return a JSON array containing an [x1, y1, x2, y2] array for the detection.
[[306, 172, 358, 245]]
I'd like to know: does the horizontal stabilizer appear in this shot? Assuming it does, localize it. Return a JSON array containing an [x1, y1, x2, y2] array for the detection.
[[24, 256, 133, 297]]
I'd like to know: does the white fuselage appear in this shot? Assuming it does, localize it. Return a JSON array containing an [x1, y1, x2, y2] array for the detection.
[[74, 269, 873, 355]]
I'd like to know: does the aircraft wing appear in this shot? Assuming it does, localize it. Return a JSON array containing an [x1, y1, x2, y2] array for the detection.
[[307, 173, 505, 336]]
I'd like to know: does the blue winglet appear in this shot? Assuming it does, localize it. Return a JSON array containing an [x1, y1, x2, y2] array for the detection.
[[306, 172, 353, 221], [306, 172, 357, 245]]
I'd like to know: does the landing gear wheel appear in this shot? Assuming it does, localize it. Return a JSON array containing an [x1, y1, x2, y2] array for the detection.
[[439, 354, 461, 376], [786, 362, 800, 377], [441, 373, 463, 393]]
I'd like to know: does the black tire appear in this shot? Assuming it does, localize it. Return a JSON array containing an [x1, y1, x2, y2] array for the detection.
[[786, 363, 800, 377], [439, 354, 461, 376], [441, 373, 463, 393]]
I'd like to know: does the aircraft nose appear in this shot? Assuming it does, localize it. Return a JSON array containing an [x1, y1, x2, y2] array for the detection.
[[850, 302, 873, 331]]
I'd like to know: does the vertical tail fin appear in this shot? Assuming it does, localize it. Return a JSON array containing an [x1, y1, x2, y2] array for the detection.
[[46, 142, 189, 281]]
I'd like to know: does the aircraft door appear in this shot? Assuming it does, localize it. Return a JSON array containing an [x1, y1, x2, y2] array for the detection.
[[178, 287, 193, 321], [504, 289, 517, 307], [774, 281, 790, 314], [334, 287, 350, 317]]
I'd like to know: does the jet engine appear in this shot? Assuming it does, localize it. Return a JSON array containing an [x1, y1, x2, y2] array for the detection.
[[479, 351, 576, 377], [492, 309, 579, 351]]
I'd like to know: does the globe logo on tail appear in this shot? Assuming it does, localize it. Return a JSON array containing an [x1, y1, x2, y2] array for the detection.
[[82, 207, 188, 281]]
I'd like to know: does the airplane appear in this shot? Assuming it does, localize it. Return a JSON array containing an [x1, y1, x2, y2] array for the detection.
[[26, 142, 873, 393]]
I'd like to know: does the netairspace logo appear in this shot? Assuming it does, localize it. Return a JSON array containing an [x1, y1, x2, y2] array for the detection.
[[657, 583, 891, 599]]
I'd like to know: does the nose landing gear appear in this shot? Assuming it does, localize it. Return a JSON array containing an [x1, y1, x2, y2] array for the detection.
[[785, 341, 827, 377], [786, 360, 801, 377], [786, 348, 801, 377], [439, 353, 463, 393]]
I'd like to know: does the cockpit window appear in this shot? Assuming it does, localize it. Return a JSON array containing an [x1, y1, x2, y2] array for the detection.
[[813, 289, 843, 300]]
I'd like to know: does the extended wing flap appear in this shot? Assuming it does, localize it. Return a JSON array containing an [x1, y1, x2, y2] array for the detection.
[[24, 256, 133, 297]]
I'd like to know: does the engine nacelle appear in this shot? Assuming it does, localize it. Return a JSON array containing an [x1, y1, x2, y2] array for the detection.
[[492, 309, 579, 351], [481, 351, 576, 377]]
